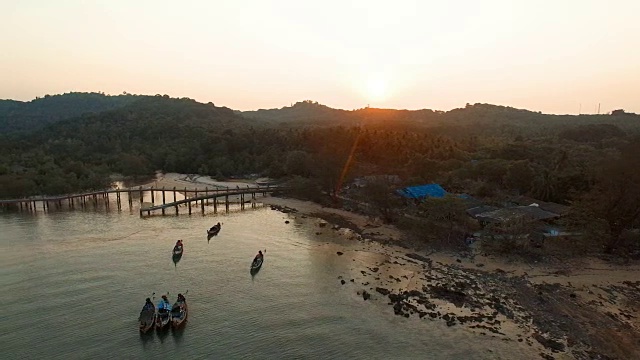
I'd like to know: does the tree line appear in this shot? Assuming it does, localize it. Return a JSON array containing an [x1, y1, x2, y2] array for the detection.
[[1, 95, 639, 256]]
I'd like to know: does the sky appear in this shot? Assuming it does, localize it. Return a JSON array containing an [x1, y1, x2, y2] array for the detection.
[[0, 0, 638, 114]]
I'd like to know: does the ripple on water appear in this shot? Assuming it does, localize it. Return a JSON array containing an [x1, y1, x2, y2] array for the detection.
[[1, 208, 534, 360]]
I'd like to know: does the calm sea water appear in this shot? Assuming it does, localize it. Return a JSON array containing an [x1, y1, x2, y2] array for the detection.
[[0, 205, 532, 360]]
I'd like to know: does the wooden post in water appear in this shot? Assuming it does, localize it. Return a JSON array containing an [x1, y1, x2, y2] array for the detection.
[[205, 187, 209, 205], [173, 187, 176, 202], [116, 190, 121, 211], [225, 195, 229, 213], [161, 187, 166, 215], [150, 188, 155, 205], [213, 194, 217, 213], [201, 196, 205, 215], [128, 191, 133, 210], [138, 187, 143, 206], [241, 193, 244, 210], [188, 198, 192, 215]]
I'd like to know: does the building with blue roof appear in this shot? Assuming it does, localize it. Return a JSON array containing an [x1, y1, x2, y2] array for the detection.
[[397, 184, 447, 199]]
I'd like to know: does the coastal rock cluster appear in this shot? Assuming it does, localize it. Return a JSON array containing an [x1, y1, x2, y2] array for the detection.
[[270, 203, 640, 359]]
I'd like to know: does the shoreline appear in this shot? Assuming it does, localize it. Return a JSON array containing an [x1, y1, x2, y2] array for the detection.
[[261, 196, 640, 360], [135, 173, 640, 358]]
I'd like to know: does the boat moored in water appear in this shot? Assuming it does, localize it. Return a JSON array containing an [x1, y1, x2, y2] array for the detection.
[[207, 223, 221, 236], [170, 294, 188, 328], [138, 299, 156, 334], [250, 254, 264, 274]]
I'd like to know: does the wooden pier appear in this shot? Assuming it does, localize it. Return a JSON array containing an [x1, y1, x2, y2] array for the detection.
[[0, 185, 288, 217]]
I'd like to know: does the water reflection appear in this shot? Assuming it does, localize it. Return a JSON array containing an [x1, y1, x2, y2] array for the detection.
[[171, 325, 186, 345], [156, 326, 170, 344], [139, 331, 154, 348]]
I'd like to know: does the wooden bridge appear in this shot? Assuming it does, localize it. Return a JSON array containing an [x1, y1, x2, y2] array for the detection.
[[0, 185, 289, 217]]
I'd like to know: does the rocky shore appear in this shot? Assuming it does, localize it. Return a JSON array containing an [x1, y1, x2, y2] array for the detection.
[[267, 200, 640, 360]]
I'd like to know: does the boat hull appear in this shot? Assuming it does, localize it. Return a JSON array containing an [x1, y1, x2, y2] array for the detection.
[[138, 309, 155, 334], [155, 311, 171, 331], [170, 301, 188, 328], [250, 257, 263, 274]]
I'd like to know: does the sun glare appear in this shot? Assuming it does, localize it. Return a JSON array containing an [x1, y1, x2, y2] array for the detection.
[[365, 76, 388, 102]]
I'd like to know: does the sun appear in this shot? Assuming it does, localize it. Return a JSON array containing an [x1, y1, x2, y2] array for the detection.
[[365, 76, 388, 102]]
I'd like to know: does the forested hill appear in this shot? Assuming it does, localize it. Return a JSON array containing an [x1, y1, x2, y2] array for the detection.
[[0, 96, 249, 196], [240, 101, 640, 134], [0, 92, 142, 134]]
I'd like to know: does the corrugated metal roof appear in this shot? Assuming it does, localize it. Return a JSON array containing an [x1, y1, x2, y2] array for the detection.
[[475, 205, 560, 223], [467, 205, 500, 217]]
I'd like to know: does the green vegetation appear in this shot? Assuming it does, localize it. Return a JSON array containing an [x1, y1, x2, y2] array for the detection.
[[0, 92, 142, 134], [1, 93, 639, 257]]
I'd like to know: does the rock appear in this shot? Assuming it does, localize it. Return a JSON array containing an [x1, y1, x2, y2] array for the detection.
[[376, 287, 391, 295], [362, 291, 371, 301], [569, 293, 576, 298], [284, 220, 290, 224], [393, 302, 403, 314], [332, 224, 340, 230], [318, 222, 327, 228], [370, 267, 379, 273], [350, 279, 354, 282], [315, 232, 321, 235], [340, 280, 346, 285], [456, 259, 462, 263], [533, 333, 565, 352], [336, 251, 344, 256], [430, 285, 467, 307], [405, 253, 432, 265], [476, 263, 485, 268]]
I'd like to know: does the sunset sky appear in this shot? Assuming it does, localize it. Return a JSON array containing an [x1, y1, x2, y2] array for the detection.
[[1, 0, 638, 114]]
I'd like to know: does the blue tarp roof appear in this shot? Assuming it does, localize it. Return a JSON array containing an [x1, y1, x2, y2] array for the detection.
[[397, 184, 447, 199]]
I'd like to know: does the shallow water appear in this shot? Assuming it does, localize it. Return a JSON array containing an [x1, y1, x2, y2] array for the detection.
[[0, 205, 534, 359]]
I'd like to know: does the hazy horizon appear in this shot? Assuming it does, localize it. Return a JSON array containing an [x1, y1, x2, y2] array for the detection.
[[1, 0, 639, 115]]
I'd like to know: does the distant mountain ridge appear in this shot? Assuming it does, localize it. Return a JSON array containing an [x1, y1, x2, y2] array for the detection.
[[239, 100, 640, 133], [1, 93, 638, 135]]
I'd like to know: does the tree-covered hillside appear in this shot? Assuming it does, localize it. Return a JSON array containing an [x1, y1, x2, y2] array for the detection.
[[1, 94, 639, 256], [0, 92, 142, 134]]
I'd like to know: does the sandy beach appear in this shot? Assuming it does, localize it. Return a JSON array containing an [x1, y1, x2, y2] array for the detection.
[[144, 173, 262, 191], [140, 173, 640, 358]]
